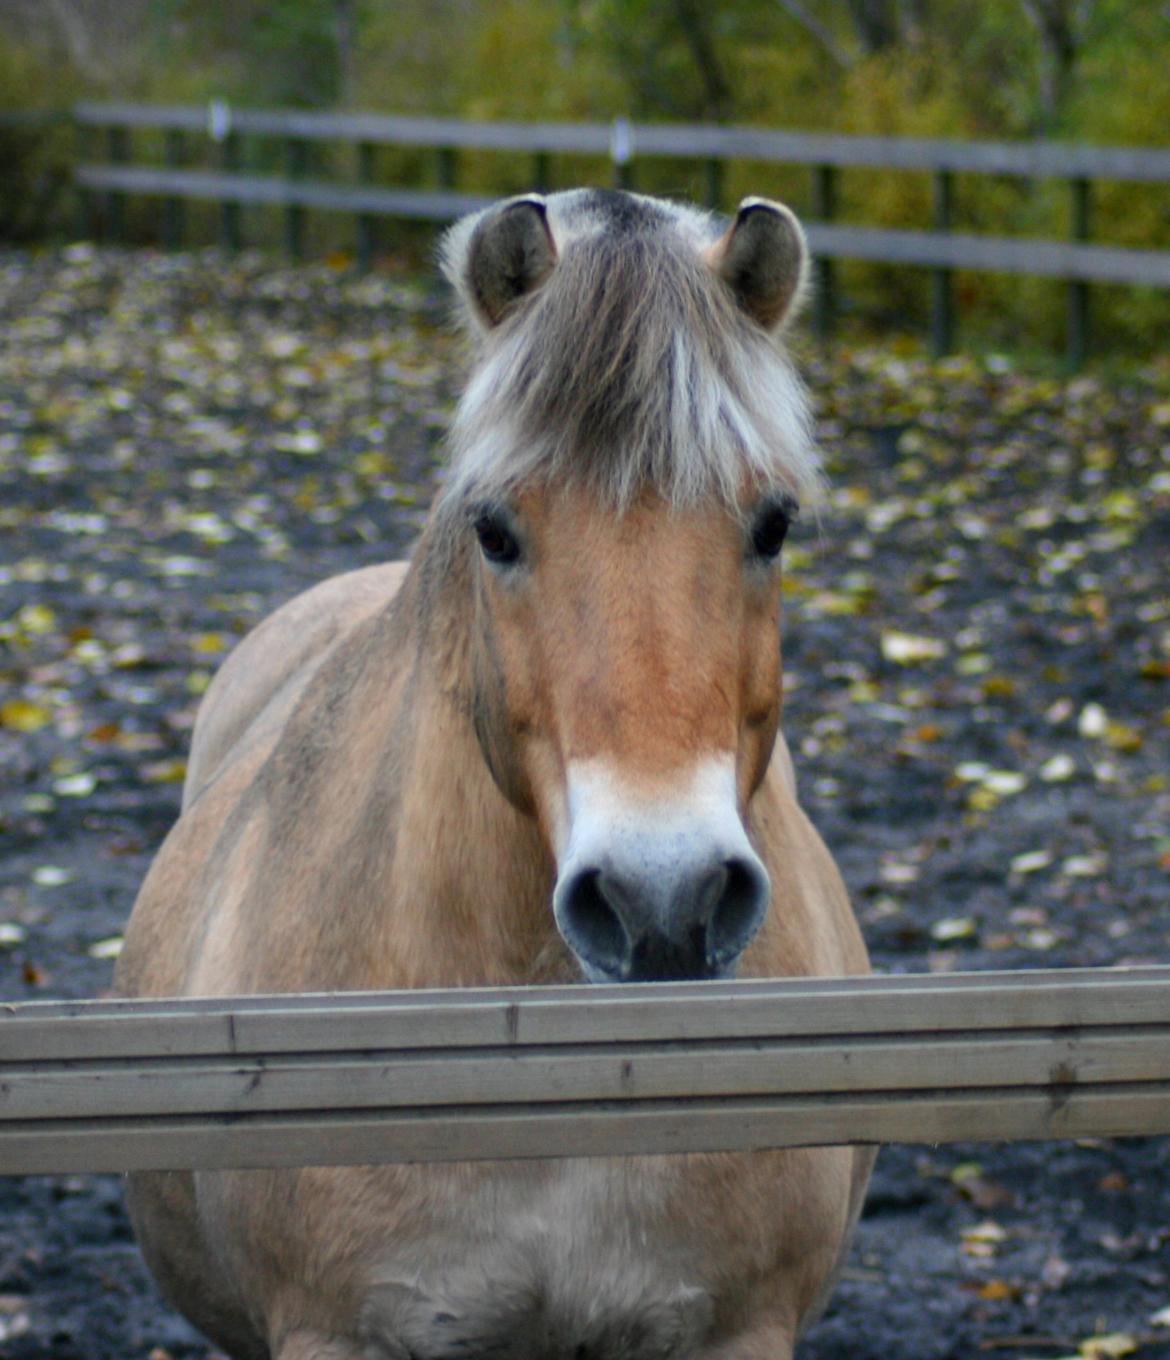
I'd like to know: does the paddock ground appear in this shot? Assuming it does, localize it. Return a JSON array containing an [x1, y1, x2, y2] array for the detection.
[[1, 245, 1169, 1360]]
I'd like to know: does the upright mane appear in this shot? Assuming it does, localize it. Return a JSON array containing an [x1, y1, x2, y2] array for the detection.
[[440, 188, 822, 512]]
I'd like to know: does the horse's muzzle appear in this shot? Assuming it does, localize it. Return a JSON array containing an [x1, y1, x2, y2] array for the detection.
[[552, 759, 771, 983], [555, 853, 769, 982]]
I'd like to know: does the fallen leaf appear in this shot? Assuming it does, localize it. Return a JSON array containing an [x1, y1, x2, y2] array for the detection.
[[931, 917, 977, 942], [31, 866, 73, 886], [88, 937, 124, 960], [881, 630, 947, 664], [1011, 850, 1053, 874], [0, 699, 51, 732], [976, 1279, 1020, 1300], [1040, 754, 1076, 781], [140, 758, 187, 785], [1079, 1334, 1137, 1359], [1063, 853, 1109, 877], [1078, 703, 1108, 737]]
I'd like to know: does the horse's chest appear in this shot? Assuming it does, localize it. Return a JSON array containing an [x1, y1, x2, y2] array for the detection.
[[358, 1163, 716, 1360]]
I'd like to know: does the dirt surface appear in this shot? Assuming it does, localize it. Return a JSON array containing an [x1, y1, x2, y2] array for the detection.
[[1, 245, 1169, 1360]]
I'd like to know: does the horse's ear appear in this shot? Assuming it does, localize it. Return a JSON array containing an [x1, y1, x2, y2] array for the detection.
[[706, 198, 808, 332], [461, 195, 557, 329]]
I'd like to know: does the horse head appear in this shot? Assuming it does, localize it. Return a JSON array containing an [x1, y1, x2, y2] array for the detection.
[[439, 189, 818, 983]]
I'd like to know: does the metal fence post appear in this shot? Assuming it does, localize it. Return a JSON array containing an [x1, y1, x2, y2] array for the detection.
[[163, 128, 185, 251], [704, 157, 723, 210], [1068, 177, 1092, 369], [812, 163, 837, 344], [437, 145, 457, 191], [285, 138, 308, 260], [74, 117, 93, 241], [356, 140, 376, 272], [107, 124, 128, 244], [533, 150, 551, 193], [209, 102, 241, 253], [931, 168, 955, 358]]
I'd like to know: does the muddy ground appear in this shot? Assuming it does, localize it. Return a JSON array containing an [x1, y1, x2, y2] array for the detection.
[[1, 245, 1169, 1360]]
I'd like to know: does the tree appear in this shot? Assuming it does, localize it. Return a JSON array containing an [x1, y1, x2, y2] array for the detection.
[[1019, 0, 1095, 129]]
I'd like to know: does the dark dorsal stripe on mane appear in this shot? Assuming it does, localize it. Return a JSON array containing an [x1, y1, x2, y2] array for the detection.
[[441, 190, 821, 513]]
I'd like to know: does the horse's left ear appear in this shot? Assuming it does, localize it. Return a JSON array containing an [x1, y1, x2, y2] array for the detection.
[[706, 198, 809, 332]]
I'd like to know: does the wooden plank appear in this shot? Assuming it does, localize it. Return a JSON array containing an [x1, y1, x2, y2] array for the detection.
[[3, 1083, 1170, 1176], [75, 165, 490, 220], [5, 971, 1170, 1172], [7, 967, 1170, 1062], [633, 124, 1170, 182], [804, 223, 1170, 287], [71, 103, 1170, 183], [3, 1030, 1170, 1122], [73, 168, 1170, 286]]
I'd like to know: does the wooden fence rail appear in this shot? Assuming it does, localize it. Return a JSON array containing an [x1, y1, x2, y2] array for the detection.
[[4, 967, 1170, 1176], [62, 101, 1170, 367]]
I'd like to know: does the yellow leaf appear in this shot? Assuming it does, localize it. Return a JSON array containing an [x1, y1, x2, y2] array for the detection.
[[976, 1279, 1019, 1300], [981, 674, 1016, 698], [192, 632, 228, 655], [1079, 1335, 1137, 1359], [16, 603, 56, 635], [1104, 722, 1143, 753], [0, 699, 52, 732], [141, 758, 187, 785]]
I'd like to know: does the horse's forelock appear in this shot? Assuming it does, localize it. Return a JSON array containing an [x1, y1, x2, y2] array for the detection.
[[443, 198, 822, 514]]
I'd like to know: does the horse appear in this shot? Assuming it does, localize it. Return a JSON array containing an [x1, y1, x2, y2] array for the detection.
[[116, 187, 873, 1360]]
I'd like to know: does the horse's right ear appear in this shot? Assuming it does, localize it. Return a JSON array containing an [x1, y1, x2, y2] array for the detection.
[[452, 196, 557, 330], [705, 198, 808, 332]]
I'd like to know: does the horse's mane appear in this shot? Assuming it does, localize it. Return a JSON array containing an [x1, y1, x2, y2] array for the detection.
[[440, 190, 822, 514]]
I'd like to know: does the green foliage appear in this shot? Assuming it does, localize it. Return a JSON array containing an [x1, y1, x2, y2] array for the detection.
[[0, 37, 83, 240], [145, 0, 367, 107]]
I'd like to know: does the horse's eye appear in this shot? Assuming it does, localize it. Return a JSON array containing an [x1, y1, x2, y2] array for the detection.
[[473, 511, 522, 567], [750, 499, 796, 562]]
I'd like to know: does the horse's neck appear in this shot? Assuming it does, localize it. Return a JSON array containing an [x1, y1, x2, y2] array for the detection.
[[328, 546, 564, 990], [382, 667, 564, 988]]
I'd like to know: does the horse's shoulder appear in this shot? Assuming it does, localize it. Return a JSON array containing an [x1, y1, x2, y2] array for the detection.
[[184, 561, 410, 807]]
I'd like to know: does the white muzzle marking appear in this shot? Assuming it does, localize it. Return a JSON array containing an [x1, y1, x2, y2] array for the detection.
[[552, 757, 770, 982]]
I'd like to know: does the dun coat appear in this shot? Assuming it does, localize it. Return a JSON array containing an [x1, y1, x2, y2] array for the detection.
[[117, 188, 873, 1360]]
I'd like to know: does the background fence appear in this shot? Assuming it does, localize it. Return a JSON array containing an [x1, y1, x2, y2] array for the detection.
[[61, 102, 1170, 367], [12, 101, 1159, 367], [4, 967, 1170, 1175]]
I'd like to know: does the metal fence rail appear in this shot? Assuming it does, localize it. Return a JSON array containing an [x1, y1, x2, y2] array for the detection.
[[4, 967, 1170, 1175]]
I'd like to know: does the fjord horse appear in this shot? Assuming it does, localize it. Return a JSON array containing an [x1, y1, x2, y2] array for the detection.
[[117, 188, 872, 1360]]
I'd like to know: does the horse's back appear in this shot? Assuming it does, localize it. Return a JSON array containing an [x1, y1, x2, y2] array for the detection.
[[184, 561, 409, 806]]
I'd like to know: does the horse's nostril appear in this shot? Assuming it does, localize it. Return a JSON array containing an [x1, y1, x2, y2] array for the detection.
[[708, 857, 769, 967], [557, 868, 630, 978]]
